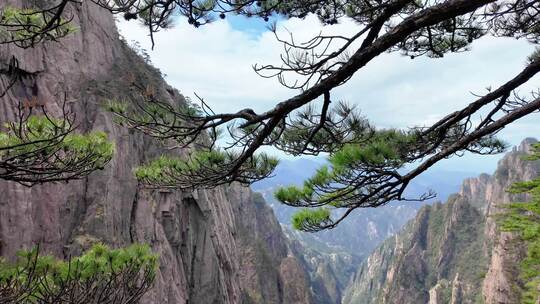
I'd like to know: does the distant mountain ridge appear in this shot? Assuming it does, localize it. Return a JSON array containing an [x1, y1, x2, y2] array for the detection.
[[343, 138, 540, 304], [253, 158, 476, 257], [252, 158, 477, 303]]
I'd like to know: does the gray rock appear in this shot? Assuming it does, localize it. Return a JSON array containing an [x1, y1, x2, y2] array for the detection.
[[0, 2, 312, 303]]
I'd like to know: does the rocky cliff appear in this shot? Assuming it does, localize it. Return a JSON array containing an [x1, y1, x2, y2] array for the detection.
[[0, 1, 313, 303], [343, 139, 539, 304], [254, 158, 470, 304], [285, 227, 362, 304], [476, 139, 539, 304]]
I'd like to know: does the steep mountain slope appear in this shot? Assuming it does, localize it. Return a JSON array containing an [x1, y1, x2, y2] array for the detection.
[[252, 158, 473, 303], [479, 139, 540, 303], [285, 227, 362, 304], [254, 159, 472, 258], [229, 190, 312, 304], [343, 197, 488, 304], [343, 139, 539, 304], [0, 2, 312, 303]]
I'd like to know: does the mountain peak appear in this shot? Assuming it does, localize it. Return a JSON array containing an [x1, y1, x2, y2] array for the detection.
[[517, 137, 538, 153]]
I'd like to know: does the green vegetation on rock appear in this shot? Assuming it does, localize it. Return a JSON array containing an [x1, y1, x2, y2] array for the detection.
[[134, 150, 278, 189], [501, 143, 540, 304], [291, 208, 332, 231], [0, 117, 112, 158], [0, 6, 76, 47], [0, 116, 114, 185], [0, 243, 158, 303]]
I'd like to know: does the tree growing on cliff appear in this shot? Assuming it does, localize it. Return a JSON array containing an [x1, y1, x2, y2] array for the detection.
[[0, 243, 158, 304], [0, 8, 114, 186], [2, 0, 540, 231], [0, 99, 114, 186], [501, 142, 540, 304]]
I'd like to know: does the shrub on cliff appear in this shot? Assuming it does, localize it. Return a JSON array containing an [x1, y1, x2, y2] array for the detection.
[[0, 243, 158, 304], [0, 115, 114, 186], [501, 142, 540, 304]]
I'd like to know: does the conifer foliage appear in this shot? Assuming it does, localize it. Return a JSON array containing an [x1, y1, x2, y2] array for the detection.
[[0, 106, 114, 186], [0, 244, 158, 304]]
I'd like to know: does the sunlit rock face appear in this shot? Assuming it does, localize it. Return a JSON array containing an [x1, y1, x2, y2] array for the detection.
[[343, 139, 539, 304], [0, 1, 313, 303]]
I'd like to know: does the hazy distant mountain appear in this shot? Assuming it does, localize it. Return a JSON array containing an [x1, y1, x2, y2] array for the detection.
[[251, 158, 477, 303], [252, 158, 476, 258]]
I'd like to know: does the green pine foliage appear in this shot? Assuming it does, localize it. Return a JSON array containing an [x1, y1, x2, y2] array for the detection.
[[134, 150, 278, 188], [291, 208, 331, 231], [276, 130, 415, 228], [0, 243, 158, 303], [0, 116, 112, 161], [501, 143, 540, 304], [0, 6, 77, 47], [277, 125, 506, 231], [0, 116, 114, 184]]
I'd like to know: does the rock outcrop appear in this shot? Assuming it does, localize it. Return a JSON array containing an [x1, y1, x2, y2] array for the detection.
[[0, 1, 312, 303], [284, 228, 362, 304], [479, 139, 539, 304], [343, 139, 539, 304], [254, 158, 470, 304]]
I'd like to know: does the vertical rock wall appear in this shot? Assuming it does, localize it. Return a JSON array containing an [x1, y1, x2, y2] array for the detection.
[[0, 1, 312, 303], [477, 139, 539, 304]]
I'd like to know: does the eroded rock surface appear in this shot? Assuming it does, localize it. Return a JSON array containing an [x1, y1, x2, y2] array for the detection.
[[0, 1, 312, 303], [343, 139, 539, 304]]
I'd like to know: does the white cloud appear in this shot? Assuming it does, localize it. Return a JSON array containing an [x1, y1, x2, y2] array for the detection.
[[117, 16, 540, 173]]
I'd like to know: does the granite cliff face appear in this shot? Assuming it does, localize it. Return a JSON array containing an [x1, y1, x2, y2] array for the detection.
[[284, 227, 362, 304], [475, 140, 539, 304], [254, 159, 469, 304], [0, 1, 312, 303], [343, 139, 539, 304]]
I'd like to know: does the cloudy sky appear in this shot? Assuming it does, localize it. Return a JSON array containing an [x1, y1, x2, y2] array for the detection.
[[117, 14, 540, 174]]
